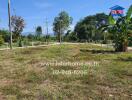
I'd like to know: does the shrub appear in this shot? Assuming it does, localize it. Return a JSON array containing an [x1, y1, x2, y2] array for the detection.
[[128, 37, 132, 46], [23, 38, 30, 46], [102, 40, 108, 44], [0, 35, 4, 46], [17, 39, 23, 47]]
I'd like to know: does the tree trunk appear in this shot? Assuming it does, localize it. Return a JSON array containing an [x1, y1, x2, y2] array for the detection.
[[115, 40, 128, 52], [122, 41, 128, 52]]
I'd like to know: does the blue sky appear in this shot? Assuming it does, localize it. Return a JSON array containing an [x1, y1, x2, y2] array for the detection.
[[0, 0, 131, 34]]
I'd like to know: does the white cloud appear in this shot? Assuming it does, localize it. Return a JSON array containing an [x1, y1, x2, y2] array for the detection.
[[69, 24, 75, 31]]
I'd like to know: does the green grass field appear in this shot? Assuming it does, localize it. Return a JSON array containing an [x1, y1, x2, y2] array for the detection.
[[0, 44, 132, 100]]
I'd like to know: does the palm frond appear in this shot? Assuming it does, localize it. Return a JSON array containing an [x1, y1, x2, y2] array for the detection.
[[109, 14, 116, 25], [126, 5, 132, 21]]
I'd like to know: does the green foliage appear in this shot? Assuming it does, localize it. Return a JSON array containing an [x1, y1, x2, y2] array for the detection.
[[25, 71, 42, 83], [27, 33, 35, 41], [126, 5, 132, 21], [100, 5, 132, 52], [128, 37, 132, 46], [53, 11, 72, 42], [36, 26, 43, 40], [108, 14, 116, 25], [0, 35, 4, 46], [64, 30, 78, 42], [75, 13, 109, 42], [75, 23, 93, 42], [0, 30, 10, 42], [26, 33, 55, 42], [17, 38, 23, 47], [23, 38, 30, 46]]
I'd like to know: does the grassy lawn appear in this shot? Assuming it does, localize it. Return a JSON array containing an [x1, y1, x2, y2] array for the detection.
[[0, 44, 132, 100]]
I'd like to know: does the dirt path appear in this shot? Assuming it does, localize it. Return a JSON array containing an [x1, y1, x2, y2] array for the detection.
[[0, 42, 132, 51], [91, 43, 132, 51], [0, 43, 60, 51]]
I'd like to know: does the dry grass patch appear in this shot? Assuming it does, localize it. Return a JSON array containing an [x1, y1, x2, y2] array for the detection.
[[0, 44, 131, 100]]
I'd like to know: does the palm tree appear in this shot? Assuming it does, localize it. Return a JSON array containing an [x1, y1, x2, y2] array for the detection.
[[101, 5, 132, 52]]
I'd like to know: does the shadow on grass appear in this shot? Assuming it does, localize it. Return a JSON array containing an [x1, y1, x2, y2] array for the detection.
[[20, 47, 48, 55], [80, 49, 116, 54], [116, 57, 132, 62]]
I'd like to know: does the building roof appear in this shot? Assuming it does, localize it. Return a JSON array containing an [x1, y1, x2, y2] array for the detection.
[[110, 5, 125, 10]]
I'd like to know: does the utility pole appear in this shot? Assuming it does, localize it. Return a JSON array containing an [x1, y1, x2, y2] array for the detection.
[[45, 18, 49, 44], [8, 0, 12, 49], [59, 20, 62, 44]]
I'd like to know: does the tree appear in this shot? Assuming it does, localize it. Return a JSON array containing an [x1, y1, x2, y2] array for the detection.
[[75, 23, 92, 42], [11, 15, 25, 41], [74, 13, 108, 42], [35, 26, 43, 40], [53, 11, 72, 43], [27, 34, 35, 41], [64, 30, 78, 42], [100, 5, 132, 52], [0, 30, 10, 42]]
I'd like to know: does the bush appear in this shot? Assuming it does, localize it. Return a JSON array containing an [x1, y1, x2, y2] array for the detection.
[[17, 39, 23, 47], [23, 38, 30, 46], [0, 30, 10, 42], [128, 37, 132, 46], [0, 35, 4, 46], [102, 40, 108, 44]]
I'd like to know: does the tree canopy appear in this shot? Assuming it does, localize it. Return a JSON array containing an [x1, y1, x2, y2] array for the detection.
[[74, 13, 109, 42], [53, 11, 72, 42], [36, 26, 43, 38], [11, 15, 25, 41]]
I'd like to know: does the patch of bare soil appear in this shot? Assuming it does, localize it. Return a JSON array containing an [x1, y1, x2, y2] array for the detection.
[[0, 92, 5, 100]]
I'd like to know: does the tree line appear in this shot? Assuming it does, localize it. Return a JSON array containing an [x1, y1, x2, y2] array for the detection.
[[0, 5, 132, 52]]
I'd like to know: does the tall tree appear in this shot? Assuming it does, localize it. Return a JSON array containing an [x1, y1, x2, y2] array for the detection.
[[35, 26, 43, 40], [53, 11, 72, 43], [74, 13, 108, 42], [11, 15, 25, 41], [100, 5, 132, 52]]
